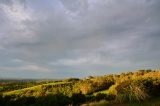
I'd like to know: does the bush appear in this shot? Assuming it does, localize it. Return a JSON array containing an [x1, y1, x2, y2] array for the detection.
[[82, 100, 109, 106], [71, 92, 86, 105], [78, 80, 95, 94], [95, 93, 107, 101], [152, 79, 160, 96], [77, 77, 114, 95], [115, 80, 149, 103], [36, 94, 71, 106], [0, 94, 4, 106]]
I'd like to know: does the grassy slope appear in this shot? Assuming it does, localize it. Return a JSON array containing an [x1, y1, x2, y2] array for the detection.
[[3, 81, 73, 96]]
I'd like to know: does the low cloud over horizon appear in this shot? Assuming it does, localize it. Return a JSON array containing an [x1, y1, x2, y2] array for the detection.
[[0, 0, 160, 79]]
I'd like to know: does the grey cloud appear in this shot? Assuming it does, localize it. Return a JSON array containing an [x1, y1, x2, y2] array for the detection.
[[0, 0, 160, 78], [60, 0, 88, 13]]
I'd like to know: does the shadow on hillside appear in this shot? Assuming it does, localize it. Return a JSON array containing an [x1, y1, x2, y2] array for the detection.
[[0, 93, 86, 106]]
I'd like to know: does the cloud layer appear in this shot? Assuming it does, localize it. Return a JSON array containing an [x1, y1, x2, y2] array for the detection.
[[0, 0, 160, 78]]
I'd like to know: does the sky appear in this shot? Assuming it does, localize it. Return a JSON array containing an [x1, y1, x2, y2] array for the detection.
[[0, 0, 160, 79]]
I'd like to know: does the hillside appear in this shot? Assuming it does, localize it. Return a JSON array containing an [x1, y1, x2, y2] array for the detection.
[[0, 69, 160, 106]]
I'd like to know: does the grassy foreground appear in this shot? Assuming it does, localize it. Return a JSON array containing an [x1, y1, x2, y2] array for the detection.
[[0, 69, 160, 106]]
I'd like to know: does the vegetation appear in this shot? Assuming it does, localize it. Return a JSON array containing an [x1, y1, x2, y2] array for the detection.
[[0, 69, 160, 106]]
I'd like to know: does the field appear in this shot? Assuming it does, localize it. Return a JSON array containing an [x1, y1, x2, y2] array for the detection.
[[0, 69, 160, 106]]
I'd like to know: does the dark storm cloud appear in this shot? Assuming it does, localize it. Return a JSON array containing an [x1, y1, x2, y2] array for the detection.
[[0, 0, 160, 78]]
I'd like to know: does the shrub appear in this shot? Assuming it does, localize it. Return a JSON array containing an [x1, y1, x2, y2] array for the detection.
[[92, 77, 114, 91], [77, 77, 114, 95], [78, 80, 95, 94], [36, 94, 71, 106], [95, 93, 107, 101], [115, 80, 149, 103], [82, 100, 109, 106], [0, 94, 4, 106], [71, 92, 86, 105], [152, 79, 160, 96]]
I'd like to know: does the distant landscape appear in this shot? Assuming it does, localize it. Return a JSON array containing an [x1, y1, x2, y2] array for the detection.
[[0, 69, 160, 106]]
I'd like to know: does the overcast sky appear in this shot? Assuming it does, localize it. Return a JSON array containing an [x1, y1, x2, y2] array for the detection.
[[0, 0, 160, 79]]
